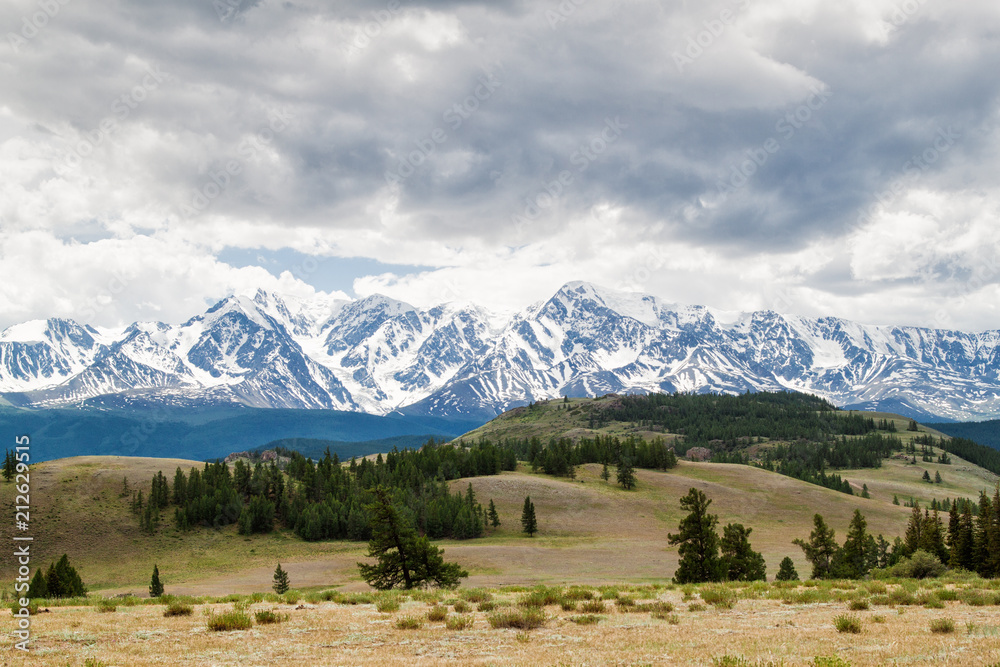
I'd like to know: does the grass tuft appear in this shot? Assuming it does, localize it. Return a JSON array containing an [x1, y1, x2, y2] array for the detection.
[[833, 614, 862, 634], [569, 614, 603, 625], [163, 601, 194, 617], [395, 616, 423, 630], [446, 614, 474, 630], [254, 609, 287, 625], [487, 607, 546, 630], [929, 618, 955, 634], [206, 606, 253, 631]]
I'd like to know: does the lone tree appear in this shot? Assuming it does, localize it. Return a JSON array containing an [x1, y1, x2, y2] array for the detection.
[[720, 523, 766, 581], [793, 514, 840, 579], [616, 457, 637, 491], [149, 564, 164, 598], [2, 450, 15, 481], [272, 563, 290, 595], [776, 556, 799, 581], [521, 496, 538, 537], [357, 487, 467, 590], [487, 499, 501, 529], [668, 488, 724, 584]]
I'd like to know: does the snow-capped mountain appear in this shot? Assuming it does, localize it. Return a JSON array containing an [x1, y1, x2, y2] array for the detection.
[[3, 281, 999, 422]]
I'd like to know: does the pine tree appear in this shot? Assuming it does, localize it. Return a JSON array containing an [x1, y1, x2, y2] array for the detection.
[[2, 450, 15, 481], [487, 499, 500, 529], [893, 494, 900, 505], [861, 484, 870, 499], [600, 463, 610, 482], [720, 523, 766, 581], [27, 569, 47, 599], [149, 565, 164, 597], [521, 496, 537, 537], [616, 457, 636, 490], [840, 510, 875, 579], [922, 470, 931, 482], [775, 556, 798, 581], [272, 563, 290, 594], [934, 471, 942, 484], [357, 487, 467, 590], [793, 514, 840, 579], [668, 488, 724, 584], [904, 503, 923, 556]]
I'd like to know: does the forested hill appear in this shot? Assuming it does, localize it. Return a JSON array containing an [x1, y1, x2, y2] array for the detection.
[[928, 420, 1000, 452]]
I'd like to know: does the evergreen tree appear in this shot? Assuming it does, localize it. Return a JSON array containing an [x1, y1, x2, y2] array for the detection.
[[861, 484, 870, 499], [903, 503, 923, 556], [893, 494, 900, 505], [934, 471, 942, 484], [668, 488, 724, 584], [44, 555, 85, 598], [922, 470, 931, 482], [272, 563, 290, 594], [919, 509, 948, 563], [357, 487, 467, 590], [793, 514, 840, 579], [149, 565, 164, 597], [601, 462, 610, 482], [521, 496, 538, 537], [840, 510, 875, 578], [487, 499, 500, 529], [27, 569, 47, 599], [720, 523, 766, 581], [2, 450, 15, 481], [616, 457, 637, 490], [776, 556, 799, 581]]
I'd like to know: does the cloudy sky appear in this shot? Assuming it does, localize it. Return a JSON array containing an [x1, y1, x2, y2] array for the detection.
[[1, 0, 998, 332]]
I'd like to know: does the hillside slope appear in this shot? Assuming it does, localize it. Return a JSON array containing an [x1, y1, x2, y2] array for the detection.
[[2, 449, 996, 595]]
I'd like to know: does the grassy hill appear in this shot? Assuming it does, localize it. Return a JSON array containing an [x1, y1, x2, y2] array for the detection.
[[3, 443, 996, 596]]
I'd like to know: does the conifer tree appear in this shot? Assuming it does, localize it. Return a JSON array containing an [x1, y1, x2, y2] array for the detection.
[[27, 569, 47, 599], [919, 509, 948, 563], [358, 487, 467, 590], [793, 514, 840, 579], [861, 484, 870, 499], [601, 462, 610, 482], [668, 488, 724, 583], [149, 564, 164, 598], [616, 457, 637, 490], [2, 450, 15, 481], [720, 523, 766, 581], [776, 556, 798, 581], [521, 496, 537, 537], [934, 471, 942, 484], [904, 503, 923, 555], [487, 499, 500, 529], [922, 470, 931, 482], [840, 510, 875, 578], [272, 563, 290, 594]]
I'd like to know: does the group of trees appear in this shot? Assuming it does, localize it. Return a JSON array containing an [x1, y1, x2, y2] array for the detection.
[[26, 555, 86, 599], [667, 488, 766, 583]]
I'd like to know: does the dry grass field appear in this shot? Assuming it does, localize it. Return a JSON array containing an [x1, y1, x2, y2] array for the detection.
[[5, 579, 1000, 665]]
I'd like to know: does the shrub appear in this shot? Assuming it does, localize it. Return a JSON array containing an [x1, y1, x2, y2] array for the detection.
[[580, 599, 606, 613], [847, 599, 869, 611], [519, 588, 562, 608], [340, 593, 374, 605], [477, 600, 496, 612], [96, 599, 117, 613], [427, 605, 448, 622], [959, 590, 989, 606], [712, 656, 782, 667], [163, 601, 194, 617], [254, 609, 287, 624], [654, 612, 680, 624], [396, 616, 423, 630], [871, 615, 886, 623], [460, 589, 492, 603], [813, 657, 852, 667], [487, 607, 546, 630], [446, 614, 474, 630], [833, 614, 862, 634], [688, 603, 706, 612], [563, 588, 594, 601], [641, 601, 675, 614], [702, 588, 737, 609], [930, 618, 955, 633], [452, 600, 471, 614], [376, 597, 400, 613], [887, 550, 946, 579], [206, 607, 253, 631], [560, 600, 577, 611], [569, 614, 602, 625], [887, 589, 916, 606], [282, 590, 301, 605]]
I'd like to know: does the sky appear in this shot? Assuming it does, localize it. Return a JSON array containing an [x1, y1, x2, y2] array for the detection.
[[1, 0, 999, 333]]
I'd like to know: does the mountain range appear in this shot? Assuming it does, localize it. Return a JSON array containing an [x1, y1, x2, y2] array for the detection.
[[2, 281, 998, 422]]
